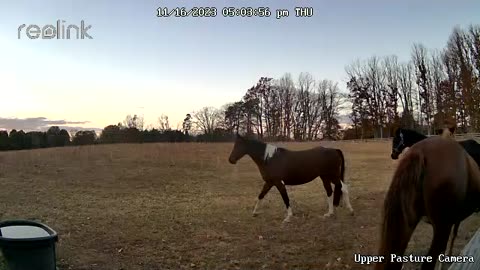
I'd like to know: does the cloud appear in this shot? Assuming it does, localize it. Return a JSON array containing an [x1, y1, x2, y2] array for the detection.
[[0, 117, 102, 132]]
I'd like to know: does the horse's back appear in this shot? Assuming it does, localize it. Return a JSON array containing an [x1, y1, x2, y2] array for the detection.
[[280, 146, 341, 181], [459, 139, 480, 151], [287, 145, 335, 155]]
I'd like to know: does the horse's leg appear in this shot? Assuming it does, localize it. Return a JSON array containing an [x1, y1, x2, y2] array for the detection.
[[252, 182, 273, 217], [340, 180, 354, 215], [422, 224, 452, 270], [321, 178, 334, 217], [274, 182, 292, 223], [447, 222, 460, 257]]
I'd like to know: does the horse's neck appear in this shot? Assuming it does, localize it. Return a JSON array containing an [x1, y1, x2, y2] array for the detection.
[[408, 132, 427, 146], [246, 142, 266, 166]]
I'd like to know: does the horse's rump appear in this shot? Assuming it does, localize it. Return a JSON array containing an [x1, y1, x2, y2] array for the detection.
[[413, 139, 469, 219]]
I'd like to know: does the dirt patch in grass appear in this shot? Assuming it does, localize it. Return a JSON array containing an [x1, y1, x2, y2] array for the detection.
[[0, 142, 478, 269]]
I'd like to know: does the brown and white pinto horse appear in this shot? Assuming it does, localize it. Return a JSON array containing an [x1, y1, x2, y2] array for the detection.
[[376, 136, 480, 270], [228, 134, 354, 223]]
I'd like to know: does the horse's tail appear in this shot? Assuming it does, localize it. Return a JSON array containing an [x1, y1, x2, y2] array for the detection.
[[336, 149, 345, 183], [376, 150, 424, 268], [333, 149, 345, 206]]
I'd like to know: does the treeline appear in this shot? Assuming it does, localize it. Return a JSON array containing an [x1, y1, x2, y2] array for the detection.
[[0, 127, 71, 151], [0, 115, 233, 151], [222, 75, 344, 140], [345, 24, 480, 139]]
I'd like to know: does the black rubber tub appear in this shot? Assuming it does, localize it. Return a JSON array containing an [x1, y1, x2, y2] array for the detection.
[[0, 220, 58, 270]]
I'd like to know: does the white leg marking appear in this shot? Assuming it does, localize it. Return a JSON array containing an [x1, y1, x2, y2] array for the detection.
[[252, 199, 262, 216], [324, 195, 334, 217], [264, 144, 277, 161], [283, 206, 293, 223], [341, 181, 354, 214]]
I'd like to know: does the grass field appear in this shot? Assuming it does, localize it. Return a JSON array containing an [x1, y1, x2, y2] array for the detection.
[[0, 141, 479, 270]]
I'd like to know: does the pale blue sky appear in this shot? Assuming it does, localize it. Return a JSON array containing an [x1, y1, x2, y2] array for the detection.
[[0, 0, 479, 131]]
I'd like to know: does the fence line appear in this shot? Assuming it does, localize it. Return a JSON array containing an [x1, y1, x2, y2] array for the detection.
[[343, 133, 480, 143]]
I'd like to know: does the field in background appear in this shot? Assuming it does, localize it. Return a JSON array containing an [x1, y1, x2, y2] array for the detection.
[[0, 141, 479, 270]]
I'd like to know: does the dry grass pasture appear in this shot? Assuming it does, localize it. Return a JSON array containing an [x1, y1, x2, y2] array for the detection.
[[0, 141, 479, 270]]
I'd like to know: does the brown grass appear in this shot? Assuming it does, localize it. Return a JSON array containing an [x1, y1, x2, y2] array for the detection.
[[0, 141, 479, 270]]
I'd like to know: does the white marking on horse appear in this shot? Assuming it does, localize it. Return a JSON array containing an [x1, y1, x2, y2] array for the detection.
[[252, 199, 262, 216], [283, 206, 293, 223], [341, 180, 354, 214], [264, 144, 277, 161], [324, 194, 334, 217]]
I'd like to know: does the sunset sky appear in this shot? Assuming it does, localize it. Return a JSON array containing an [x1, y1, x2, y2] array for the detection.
[[1, 0, 479, 131]]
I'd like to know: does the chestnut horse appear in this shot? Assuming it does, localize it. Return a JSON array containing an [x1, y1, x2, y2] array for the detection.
[[376, 136, 480, 270], [228, 134, 354, 223]]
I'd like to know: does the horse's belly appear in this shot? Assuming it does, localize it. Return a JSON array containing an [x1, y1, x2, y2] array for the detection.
[[283, 171, 318, 185]]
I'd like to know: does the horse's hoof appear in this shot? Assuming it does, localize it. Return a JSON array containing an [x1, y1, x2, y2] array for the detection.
[[252, 213, 258, 217], [282, 216, 292, 223], [323, 213, 333, 218]]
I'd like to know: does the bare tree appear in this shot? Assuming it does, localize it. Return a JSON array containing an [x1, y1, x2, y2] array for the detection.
[[346, 59, 372, 139], [367, 56, 388, 137], [123, 114, 144, 130], [158, 114, 171, 132], [383, 55, 400, 135], [182, 114, 192, 136], [298, 72, 316, 140], [224, 101, 244, 133], [259, 77, 281, 138], [321, 81, 342, 139], [445, 26, 479, 131], [193, 106, 222, 135], [398, 61, 416, 128], [277, 73, 295, 138], [412, 43, 434, 134]]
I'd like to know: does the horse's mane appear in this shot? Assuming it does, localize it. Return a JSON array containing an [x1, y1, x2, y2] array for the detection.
[[243, 136, 287, 150], [243, 136, 266, 147]]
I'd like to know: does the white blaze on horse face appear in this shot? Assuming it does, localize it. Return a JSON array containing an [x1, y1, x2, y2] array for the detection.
[[264, 144, 277, 161], [341, 181, 354, 213]]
